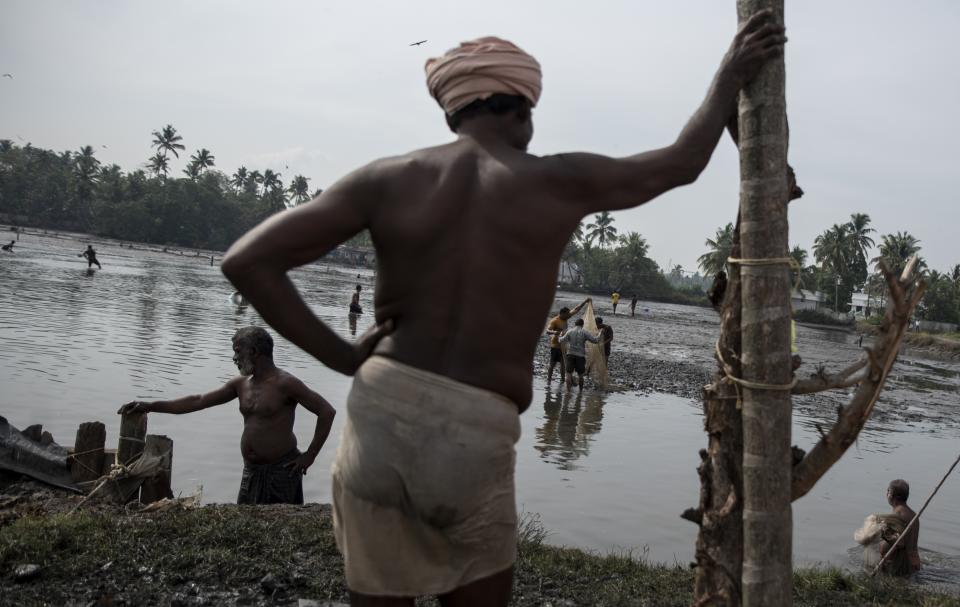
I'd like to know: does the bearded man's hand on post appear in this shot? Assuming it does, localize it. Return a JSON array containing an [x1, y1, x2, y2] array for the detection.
[[117, 401, 150, 415]]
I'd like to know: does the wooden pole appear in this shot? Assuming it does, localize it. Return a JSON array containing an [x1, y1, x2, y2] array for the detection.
[[117, 411, 147, 467], [736, 1, 792, 605], [70, 421, 106, 484], [870, 451, 960, 576], [140, 435, 174, 504]]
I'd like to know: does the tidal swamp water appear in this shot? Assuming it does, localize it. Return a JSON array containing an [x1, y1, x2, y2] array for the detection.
[[1, 231, 957, 590]]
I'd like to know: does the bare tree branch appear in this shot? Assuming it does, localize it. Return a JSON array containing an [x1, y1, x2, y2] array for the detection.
[[791, 258, 925, 501], [792, 358, 868, 395]]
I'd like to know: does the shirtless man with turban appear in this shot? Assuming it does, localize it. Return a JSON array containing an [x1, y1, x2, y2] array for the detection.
[[223, 11, 785, 606]]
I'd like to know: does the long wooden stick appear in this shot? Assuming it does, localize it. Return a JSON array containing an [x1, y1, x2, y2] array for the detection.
[[870, 450, 960, 576]]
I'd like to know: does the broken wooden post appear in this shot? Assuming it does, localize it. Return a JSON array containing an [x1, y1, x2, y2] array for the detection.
[[118, 411, 147, 467], [140, 435, 174, 504], [70, 421, 106, 484]]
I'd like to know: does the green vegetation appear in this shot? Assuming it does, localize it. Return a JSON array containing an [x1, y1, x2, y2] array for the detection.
[[698, 215, 959, 326], [564, 215, 709, 304], [1, 506, 956, 606], [0, 130, 319, 251]]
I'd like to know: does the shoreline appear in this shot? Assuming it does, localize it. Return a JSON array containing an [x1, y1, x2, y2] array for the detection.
[[1, 480, 957, 606]]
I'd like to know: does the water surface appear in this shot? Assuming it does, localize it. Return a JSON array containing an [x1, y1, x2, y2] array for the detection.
[[1, 232, 957, 589]]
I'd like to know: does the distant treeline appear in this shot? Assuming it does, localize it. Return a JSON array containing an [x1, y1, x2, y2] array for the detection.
[[563, 212, 710, 305], [0, 133, 378, 253]]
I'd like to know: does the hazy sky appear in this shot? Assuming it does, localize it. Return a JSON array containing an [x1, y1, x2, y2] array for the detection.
[[2, 1, 957, 273]]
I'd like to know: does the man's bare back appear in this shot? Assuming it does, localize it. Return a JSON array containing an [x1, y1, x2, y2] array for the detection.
[[222, 13, 785, 413], [369, 140, 592, 407]]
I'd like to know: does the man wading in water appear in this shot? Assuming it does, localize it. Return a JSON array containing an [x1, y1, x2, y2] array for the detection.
[[118, 327, 337, 505], [81, 244, 102, 269], [223, 13, 785, 606], [880, 479, 922, 576]]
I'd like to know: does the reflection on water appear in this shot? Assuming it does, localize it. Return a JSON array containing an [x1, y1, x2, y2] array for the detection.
[[535, 389, 606, 470], [1, 232, 958, 591]]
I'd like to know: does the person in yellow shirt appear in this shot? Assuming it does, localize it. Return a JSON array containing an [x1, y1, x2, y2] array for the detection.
[[545, 297, 590, 383], [611, 292, 621, 315]]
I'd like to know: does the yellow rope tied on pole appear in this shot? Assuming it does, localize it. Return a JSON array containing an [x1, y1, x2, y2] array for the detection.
[[714, 339, 798, 410], [727, 256, 803, 292], [703, 256, 802, 407]]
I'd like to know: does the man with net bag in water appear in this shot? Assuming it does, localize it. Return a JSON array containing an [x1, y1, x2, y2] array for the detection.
[[222, 12, 786, 606]]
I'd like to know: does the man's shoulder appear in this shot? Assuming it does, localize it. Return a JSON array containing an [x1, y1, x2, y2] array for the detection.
[[272, 368, 309, 391]]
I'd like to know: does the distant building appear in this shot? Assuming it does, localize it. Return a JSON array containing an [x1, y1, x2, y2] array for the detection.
[[791, 289, 825, 311], [850, 291, 884, 318]]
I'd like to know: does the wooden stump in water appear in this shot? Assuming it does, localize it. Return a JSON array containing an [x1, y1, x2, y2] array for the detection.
[[118, 412, 147, 503], [118, 411, 147, 467], [140, 435, 174, 504], [70, 421, 106, 484]]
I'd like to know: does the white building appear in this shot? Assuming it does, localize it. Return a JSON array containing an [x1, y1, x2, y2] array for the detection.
[[791, 289, 826, 311], [850, 291, 884, 318]]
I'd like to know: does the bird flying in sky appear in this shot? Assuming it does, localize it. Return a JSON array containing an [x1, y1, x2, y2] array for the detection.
[[1, 74, 12, 79], [409, 40, 427, 47]]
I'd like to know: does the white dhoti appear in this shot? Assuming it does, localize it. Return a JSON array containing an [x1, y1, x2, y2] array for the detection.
[[332, 355, 521, 597]]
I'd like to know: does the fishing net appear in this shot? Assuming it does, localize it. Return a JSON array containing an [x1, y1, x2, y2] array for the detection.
[[581, 301, 609, 389]]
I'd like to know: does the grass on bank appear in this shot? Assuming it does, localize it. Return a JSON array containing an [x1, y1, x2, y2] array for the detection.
[[1, 506, 958, 606]]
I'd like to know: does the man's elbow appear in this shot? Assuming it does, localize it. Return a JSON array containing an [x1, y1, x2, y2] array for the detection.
[[220, 246, 248, 285], [669, 141, 711, 187]]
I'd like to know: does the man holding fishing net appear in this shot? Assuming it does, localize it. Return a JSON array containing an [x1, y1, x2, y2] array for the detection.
[[223, 12, 785, 606]]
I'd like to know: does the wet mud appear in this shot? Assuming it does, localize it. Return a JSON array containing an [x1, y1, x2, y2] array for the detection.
[[539, 293, 960, 435]]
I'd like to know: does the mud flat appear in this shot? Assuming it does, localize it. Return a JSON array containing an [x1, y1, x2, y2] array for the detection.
[[543, 292, 960, 434]]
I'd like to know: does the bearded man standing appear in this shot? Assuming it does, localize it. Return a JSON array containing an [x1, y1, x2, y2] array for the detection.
[[119, 326, 337, 505]]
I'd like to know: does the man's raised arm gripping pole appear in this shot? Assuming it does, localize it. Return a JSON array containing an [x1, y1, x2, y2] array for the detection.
[[545, 9, 786, 214]]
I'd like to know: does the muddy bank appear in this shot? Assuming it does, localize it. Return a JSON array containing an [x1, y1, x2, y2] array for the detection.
[[542, 294, 960, 435], [2, 478, 957, 607]]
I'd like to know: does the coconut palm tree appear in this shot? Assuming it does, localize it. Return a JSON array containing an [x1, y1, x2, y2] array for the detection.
[[247, 170, 263, 195], [789, 245, 817, 292], [261, 169, 281, 195], [147, 153, 169, 178], [74, 145, 101, 186], [183, 161, 201, 180], [586, 211, 617, 248], [286, 175, 311, 205], [846, 213, 875, 285], [230, 167, 249, 193], [872, 232, 922, 275], [189, 148, 215, 175], [151, 124, 185, 159], [618, 231, 649, 258], [697, 222, 734, 276], [813, 224, 850, 273]]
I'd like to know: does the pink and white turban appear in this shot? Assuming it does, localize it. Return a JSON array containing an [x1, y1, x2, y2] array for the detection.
[[425, 36, 542, 115]]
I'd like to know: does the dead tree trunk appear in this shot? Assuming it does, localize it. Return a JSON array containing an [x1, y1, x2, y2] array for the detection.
[[689, 221, 744, 607], [736, 1, 792, 605]]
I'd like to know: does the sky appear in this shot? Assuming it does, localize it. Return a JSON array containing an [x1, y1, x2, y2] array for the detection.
[[2, 1, 958, 274]]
